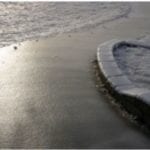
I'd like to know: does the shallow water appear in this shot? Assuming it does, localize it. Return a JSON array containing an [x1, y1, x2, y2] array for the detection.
[[0, 2, 130, 48]]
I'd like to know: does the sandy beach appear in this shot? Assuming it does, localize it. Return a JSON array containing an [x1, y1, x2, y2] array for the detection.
[[0, 2, 150, 148]]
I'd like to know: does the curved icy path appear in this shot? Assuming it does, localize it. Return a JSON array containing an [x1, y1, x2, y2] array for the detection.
[[0, 3, 150, 148]]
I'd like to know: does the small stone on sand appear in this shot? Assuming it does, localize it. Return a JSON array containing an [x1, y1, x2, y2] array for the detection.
[[14, 46, 17, 50]]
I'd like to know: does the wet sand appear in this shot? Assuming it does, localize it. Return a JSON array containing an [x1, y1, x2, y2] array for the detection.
[[0, 3, 150, 148]]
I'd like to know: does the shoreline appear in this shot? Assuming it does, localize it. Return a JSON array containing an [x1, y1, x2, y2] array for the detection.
[[0, 2, 131, 49], [0, 3, 150, 148]]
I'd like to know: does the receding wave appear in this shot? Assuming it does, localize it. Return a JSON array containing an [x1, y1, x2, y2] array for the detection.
[[0, 2, 131, 47]]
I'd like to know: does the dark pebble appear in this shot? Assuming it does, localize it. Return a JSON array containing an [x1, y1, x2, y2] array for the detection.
[[14, 46, 17, 50]]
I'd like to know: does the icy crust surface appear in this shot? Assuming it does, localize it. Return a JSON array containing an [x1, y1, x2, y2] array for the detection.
[[0, 2, 130, 47], [114, 36, 150, 90]]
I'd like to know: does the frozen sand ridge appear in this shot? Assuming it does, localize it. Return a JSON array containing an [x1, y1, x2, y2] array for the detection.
[[97, 39, 150, 127], [114, 36, 150, 90]]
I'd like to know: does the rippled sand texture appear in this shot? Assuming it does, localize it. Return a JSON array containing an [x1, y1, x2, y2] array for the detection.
[[114, 36, 150, 90], [0, 2, 130, 48]]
